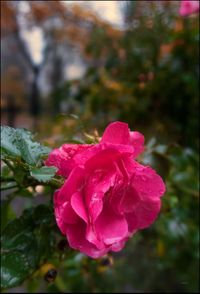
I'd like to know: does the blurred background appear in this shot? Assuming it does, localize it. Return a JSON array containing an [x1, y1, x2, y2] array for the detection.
[[1, 0, 199, 293]]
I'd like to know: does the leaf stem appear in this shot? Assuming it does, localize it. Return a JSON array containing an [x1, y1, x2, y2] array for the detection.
[[48, 178, 63, 189], [2, 159, 14, 171], [0, 184, 18, 191]]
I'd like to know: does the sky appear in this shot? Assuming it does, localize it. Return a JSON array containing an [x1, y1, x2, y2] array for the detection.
[[62, 1, 122, 27], [21, 1, 122, 65]]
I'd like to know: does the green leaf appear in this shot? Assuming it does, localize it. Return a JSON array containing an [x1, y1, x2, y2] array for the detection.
[[1, 200, 9, 231], [30, 166, 57, 183], [1, 205, 54, 289], [32, 205, 53, 225], [167, 145, 199, 196], [13, 168, 26, 185], [1, 200, 15, 232], [1, 126, 51, 166], [142, 151, 171, 179], [1, 252, 30, 289], [0, 126, 21, 158]]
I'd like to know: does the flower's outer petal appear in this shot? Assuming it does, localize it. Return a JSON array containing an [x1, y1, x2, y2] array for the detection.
[[132, 162, 166, 200], [100, 121, 130, 145], [85, 158, 117, 222], [87, 192, 104, 223], [110, 238, 128, 252], [75, 145, 123, 168], [130, 131, 145, 158], [122, 161, 165, 233], [85, 147, 121, 171], [74, 144, 134, 169], [83, 150, 119, 223], [126, 198, 161, 232], [120, 156, 137, 177], [119, 186, 141, 214], [100, 122, 145, 158], [54, 190, 68, 234], [110, 183, 140, 215], [71, 192, 88, 223], [66, 220, 109, 258], [95, 202, 128, 245], [86, 225, 105, 250], [45, 144, 91, 177], [59, 166, 85, 201], [45, 148, 66, 176], [54, 190, 79, 235]]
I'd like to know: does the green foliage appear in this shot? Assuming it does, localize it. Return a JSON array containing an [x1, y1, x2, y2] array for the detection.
[[1, 126, 51, 166], [30, 166, 58, 183], [0, 126, 62, 191], [1, 205, 54, 289]]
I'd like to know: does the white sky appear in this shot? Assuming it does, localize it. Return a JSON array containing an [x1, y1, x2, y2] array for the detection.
[[22, 28, 44, 65], [21, 1, 122, 65], [62, 1, 122, 27]]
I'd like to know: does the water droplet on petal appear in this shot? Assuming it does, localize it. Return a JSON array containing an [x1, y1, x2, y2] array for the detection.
[[141, 175, 147, 181]]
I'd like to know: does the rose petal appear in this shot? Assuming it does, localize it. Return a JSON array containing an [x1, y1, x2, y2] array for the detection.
[[73, 144, 100, 166], [66, 220, 109, 258], [100, 122, 145, 158], [130, 131, 145, 157], [132, 162, 166, 200], [100, 121, 130, 145], [119, 186, 141, 213], [85, 164, 116, 222], [85, 147, 121, 171], [87, 192, 104, 223], [86, 225, 105, 250], [126, 199, 161, 232], [55, 201, 79, 227], [60, 166, 85, 200], [45, 144, 90, 177], [95, 202, 128, 245], [110, 238, 128, 252], [71, 192, 88, 223], [110, 183, 140, 215], [54, 191, 79, 234]]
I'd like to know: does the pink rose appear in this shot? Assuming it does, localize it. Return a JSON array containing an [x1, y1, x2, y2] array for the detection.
[[179, 0, 199, 16], [46, 122, 165, 258]]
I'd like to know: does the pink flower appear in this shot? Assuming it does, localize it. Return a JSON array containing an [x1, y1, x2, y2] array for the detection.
[[179, 1, 199, 16], [46, 122, 166, 258]]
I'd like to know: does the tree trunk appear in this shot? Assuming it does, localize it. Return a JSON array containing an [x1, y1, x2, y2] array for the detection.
[[30, 66, 40, 117]]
